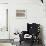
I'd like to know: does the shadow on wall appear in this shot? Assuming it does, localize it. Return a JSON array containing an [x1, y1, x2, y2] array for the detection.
[[40, 25, 45, 46]]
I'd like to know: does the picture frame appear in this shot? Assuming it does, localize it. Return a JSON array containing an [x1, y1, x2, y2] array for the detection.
[[16, 10, 27, 19]]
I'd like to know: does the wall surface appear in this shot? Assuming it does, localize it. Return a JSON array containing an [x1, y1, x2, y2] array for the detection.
[[9, 0, 46, 46], [0, 43, 13, 46], [0, 0, 8, 3]]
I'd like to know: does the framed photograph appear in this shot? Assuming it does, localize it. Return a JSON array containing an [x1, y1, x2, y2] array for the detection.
[[0, 3, 8, 31], [16, 10, 26, 18]]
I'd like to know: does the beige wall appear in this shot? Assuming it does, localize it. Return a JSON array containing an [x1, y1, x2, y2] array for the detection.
[[0, 43, 13, 46]]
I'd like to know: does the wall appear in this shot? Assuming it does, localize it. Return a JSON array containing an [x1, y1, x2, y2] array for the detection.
[[0, 0, 8, 3], [0, 43, 13, 46], [9, 0, 46, 45]]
